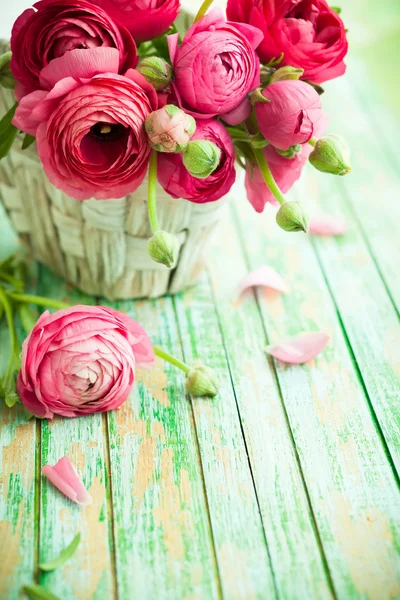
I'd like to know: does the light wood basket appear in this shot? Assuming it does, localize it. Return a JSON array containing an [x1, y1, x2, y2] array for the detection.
[[0, 82, 225, 300]]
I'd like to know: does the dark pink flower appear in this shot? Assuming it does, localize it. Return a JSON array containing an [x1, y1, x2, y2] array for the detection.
[[158, 119, 236, 204], [17, 305, 155, 419], [168, 9, 263, 125], [245, 144, 312, 213], [13, 66, 157, 200], [11, 0, 137, 99], [227, 0, 348, 84], [255, 80, 323, 150], [91, 0, 180, 43]]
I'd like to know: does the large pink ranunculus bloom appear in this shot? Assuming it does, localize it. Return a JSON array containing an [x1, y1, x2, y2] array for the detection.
[[245, 144, 312, 213], [158, 119, 236, 204], [91, 0, 180, 43], [11, 0, 137, 99], [227, 0, 348, 84], [167, 9, 263, 125], [17, 305, 155, 419], [13, 63, 157, 200], [255, 80, 323, 151]]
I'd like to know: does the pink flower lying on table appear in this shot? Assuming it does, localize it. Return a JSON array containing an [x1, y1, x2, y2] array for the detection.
[[91, 0, 180, 44], [13, 65, 157, 200], [226, 0, 348, 84], [168, 9, 263, 125], [17, 305, 154, 419], [158, 118, 236, 203], [11, 0, 137, 100]]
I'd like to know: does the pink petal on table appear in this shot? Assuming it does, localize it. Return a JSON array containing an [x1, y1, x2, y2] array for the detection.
[[42, 457, 92, 506], [309, 214, 348, 236], [237, 265, 288, 297], [265, 332, 330, 364]]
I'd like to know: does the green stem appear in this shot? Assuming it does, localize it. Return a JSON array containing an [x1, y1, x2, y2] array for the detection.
[[0, 286, 18, 357], [308, 138, 317, 147], [154, 346, 191, 374], [0, 271, 23, 288], [148, 150, 160, 234], [253, 148, 287, 205], [194, 0, 214, 22], [8, 293, 70, 310], [0, 286, 21, 406]]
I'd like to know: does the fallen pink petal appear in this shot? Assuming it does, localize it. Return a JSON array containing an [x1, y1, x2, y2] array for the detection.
[[237, 265, 288, 298], [41, 456, 92, 506], [309, 214, 348, 236], [265, 332, 330, 364]]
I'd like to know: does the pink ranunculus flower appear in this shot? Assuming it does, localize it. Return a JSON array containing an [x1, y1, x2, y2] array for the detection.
[[17, 305, 155, 419], [158, 118, 236, 204], [91, 0, 180, 44], [10, 0, 137, 99], [13, 64, 158, 200], [227, 0, 348, 84], [167, 9, 263, 125], [245, 144, 313, 213], [145, 105, 196, 153], [255, 80, 323, 151]]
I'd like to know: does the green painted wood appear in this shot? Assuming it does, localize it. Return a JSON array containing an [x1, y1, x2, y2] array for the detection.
[[103, 297, 221, 600], [0, 223, 36, 599], [36, 267, 115, 600], [173, 281, 278, 599], [295, 167, 400, 476], [204, 198, 334, 600], [232, 189, 400, 599]]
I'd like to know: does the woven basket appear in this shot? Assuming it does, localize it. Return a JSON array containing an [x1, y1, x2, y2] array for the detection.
[[0, 82, 225, 300]]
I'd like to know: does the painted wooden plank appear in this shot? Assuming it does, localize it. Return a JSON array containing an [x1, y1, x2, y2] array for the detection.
[[36, 266, 115, 600], [295, 167, 400, 476], [174, 274, 278, 599], [232, 186, 400, 599], [320, 72, 400, 312], [103, 296, 221, 600], [204, 195, 334, 600]]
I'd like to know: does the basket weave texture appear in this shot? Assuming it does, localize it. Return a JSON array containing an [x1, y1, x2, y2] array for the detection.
[[0, 81, 225, 300]]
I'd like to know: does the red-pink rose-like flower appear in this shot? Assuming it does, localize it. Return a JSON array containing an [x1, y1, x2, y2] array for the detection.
[[13, 65, 158, 200], [91, 0, 180, 43], [17, 305, 155, 419], [255, 80, 323, 150], [158, 119, 236, 204], [11, 0, 137, 99], [168, 9, 263, 125], [245, 144, 312, 213], [227, 0, 348, 84]]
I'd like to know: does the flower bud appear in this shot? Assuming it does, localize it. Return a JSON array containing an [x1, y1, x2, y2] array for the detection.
[[185, 364, 219, 397], [145, 105, 196, 153], [0, 51, 15, 89], [276, 201, 309, 233], [270, 66, 304, 83], [182, 140, 221, 179], [147, 230, 179, 268], [137, 57, 173, 91], [309, 134, 351, 176]]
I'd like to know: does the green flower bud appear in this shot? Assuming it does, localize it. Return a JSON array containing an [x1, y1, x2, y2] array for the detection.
[[269, 66, 304, 83], [182, 140, 221, 179], [147, 230, 179, 269], [185, 364, 219, 397], [0, 51, 15, 90], [309, 134, 351, 176], [137, 57, 173, 91], [276, 201, 309, 233]]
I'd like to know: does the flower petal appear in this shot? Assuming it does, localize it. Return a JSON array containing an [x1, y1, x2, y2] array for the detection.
[[265, 332, 330, 364], [309, 214, 348, 236], [237, 265, 288, 297], [42, 457, 92, 505]]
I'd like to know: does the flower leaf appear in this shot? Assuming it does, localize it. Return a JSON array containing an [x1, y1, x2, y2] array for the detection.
[[0, 103, 18, 160], [21, 134, 36, 150], [331, 6, 342, 14], [22, 584, 61, 600], [39, 532, 81, 572]]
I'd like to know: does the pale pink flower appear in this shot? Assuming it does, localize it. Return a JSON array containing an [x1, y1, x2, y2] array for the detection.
[[145, 105, 196, 153]]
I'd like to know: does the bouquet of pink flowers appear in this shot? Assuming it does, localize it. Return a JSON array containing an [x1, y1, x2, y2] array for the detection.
[[0, 0, 351, 268]]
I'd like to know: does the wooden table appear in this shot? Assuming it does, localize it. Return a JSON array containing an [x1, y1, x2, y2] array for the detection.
[[1, 2, 400, 599]]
